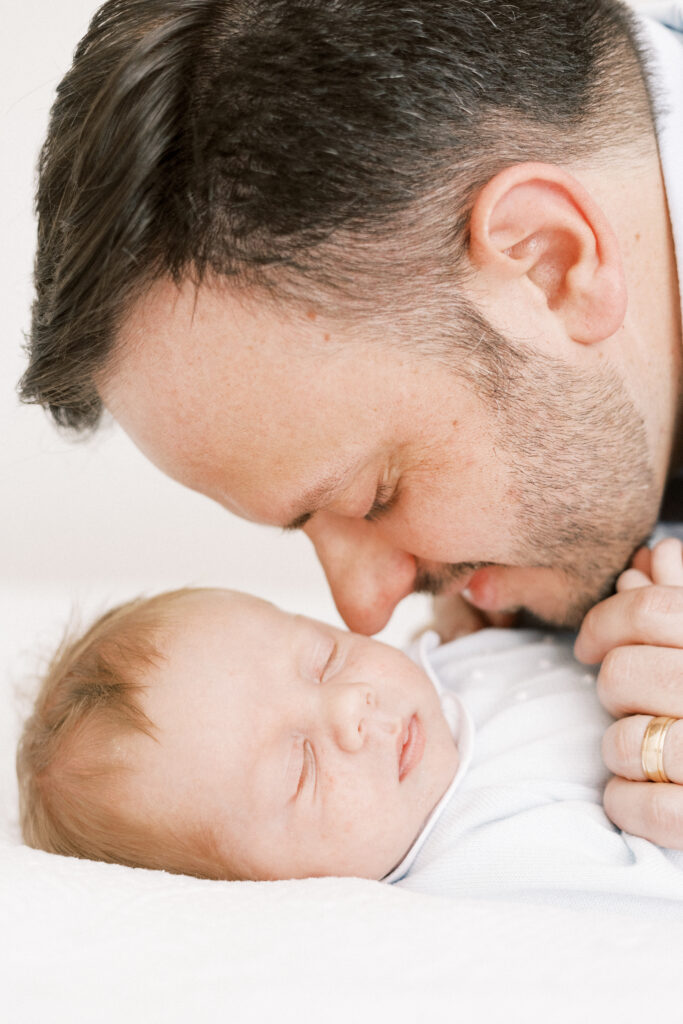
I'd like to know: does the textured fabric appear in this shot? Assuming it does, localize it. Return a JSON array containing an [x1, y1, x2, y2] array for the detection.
[[645, 2, 683, 33], [397, 629, 683, 917]]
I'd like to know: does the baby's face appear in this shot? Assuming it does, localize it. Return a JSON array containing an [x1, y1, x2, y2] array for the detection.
[[130, 591, 458, 880]]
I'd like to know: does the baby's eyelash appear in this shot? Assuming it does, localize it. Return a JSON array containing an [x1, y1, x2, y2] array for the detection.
[[364, 481, 399, 522], [322, 642, 338, 680]]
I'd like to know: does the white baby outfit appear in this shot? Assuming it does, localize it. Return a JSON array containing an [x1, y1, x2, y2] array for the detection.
[[386, 629, 683, 917]]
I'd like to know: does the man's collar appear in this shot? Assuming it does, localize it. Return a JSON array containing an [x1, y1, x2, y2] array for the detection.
[[637, 9, 683, 331]]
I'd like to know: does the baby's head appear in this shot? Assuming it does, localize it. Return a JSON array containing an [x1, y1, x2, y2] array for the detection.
[[17, 589, 458, 881]]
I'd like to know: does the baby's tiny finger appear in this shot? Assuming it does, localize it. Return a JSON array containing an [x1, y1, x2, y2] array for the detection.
[[616, 568, 651, 592], [631, 547, 653, 576], [650, 537, 683, 587]]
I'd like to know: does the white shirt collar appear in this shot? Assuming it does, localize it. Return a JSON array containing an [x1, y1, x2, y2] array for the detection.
[[382, 632, 474, 884], [637, 8, 683, 328]]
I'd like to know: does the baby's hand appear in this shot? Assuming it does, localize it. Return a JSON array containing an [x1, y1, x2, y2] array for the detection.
[[428, 592, 516, 643], [616, 537, 683, 592]]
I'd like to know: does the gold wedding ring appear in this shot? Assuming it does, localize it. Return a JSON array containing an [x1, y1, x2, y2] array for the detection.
[[641, 716, 677, 783]]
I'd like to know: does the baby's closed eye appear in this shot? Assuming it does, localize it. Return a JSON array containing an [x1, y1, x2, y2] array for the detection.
[[296, 739, 316, 797]]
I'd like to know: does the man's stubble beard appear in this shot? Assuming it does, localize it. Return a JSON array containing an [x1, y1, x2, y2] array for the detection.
[[415, 316, 660, 630], [506, 346, 659, 627]]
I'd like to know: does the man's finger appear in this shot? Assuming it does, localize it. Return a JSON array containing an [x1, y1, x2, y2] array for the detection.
[[602, 714, 683, 782], [616, 568, 650, 592], [603, 776, 683, 849], [575, 585, 683, 664], [650, 537, 683, 586], [596, 644, 683, 717]]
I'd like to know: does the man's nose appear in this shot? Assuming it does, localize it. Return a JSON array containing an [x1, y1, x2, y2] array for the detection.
[[325, 683, 401, 753], [305, 514, 417, 634]]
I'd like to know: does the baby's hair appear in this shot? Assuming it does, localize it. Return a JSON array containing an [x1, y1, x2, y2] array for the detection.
[[16, 589, 236, 880]]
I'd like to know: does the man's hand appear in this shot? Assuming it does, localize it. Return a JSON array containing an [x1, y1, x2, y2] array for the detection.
[[430, 592, 516, 642], [575, 537, 683, 848]]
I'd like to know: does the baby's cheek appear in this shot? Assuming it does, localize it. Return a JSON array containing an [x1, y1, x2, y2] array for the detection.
[[328, 772, 386, 836]]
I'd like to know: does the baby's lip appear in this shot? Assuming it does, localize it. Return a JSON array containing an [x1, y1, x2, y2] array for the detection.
[[398, 714, 425, 782]]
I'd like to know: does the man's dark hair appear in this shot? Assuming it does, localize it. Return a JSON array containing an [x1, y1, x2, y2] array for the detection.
[[20, 0, 655, 431]]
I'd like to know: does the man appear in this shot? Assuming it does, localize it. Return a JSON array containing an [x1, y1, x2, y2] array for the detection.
[[18, 1, 683, 845]]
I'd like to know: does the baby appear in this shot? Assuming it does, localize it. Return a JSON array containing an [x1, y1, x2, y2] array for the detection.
[[16, 538, 683, 910], [17, 586, 459, 882]]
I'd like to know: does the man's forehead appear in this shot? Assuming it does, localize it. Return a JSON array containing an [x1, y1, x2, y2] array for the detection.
[[112, 282, 345, 432], [112, 274, 423, 395], [113, 280, 299, 396], [104, 275, 425, 518]]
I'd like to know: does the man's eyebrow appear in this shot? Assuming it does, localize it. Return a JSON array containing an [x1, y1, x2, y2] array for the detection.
[[282, 466, 359, 532]]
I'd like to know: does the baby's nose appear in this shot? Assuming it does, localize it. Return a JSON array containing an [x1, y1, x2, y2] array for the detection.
[[328, 684, 402, 752]]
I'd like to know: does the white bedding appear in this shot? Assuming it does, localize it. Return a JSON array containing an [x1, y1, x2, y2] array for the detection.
[[3, 589, 683, 1024]]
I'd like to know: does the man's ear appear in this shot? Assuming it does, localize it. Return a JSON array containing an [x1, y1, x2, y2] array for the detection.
[[468, 162, 627, 344]]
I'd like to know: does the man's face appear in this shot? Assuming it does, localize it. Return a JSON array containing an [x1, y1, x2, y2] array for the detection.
[[103, 277, 658, 635], [131, 590, 458, 880]]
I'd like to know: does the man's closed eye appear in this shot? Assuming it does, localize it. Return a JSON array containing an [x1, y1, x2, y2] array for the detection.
[[364, 482, 399, 522]]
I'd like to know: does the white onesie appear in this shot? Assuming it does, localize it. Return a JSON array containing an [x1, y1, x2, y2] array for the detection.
[[386, 629, 683, 918]]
